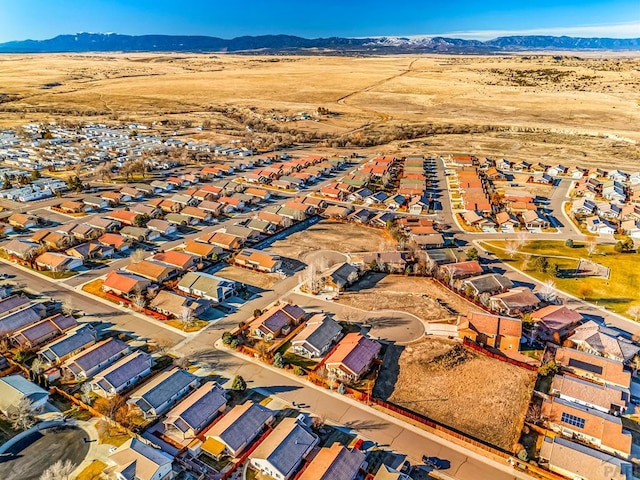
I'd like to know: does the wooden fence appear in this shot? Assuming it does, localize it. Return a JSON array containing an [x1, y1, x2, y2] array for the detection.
[[462, 338, 538, 372], [220, 425, 273, 480], [102, 290, 169, 321], [432, 277, 495, 313], [48, 386, 154, 447]]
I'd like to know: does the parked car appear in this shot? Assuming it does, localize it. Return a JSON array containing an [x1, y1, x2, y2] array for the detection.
[[422, 456, 450, 470]]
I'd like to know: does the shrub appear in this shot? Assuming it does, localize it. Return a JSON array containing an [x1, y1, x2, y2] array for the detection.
[[273, 352, 285, 368], [231, 375, 247, 392], [222, 331, 233, 345], [293, 366, 305, 376], [539, 360, 559, 377], [466, 247, 479, 261], [564, 239, 574, 248], [532, 256, 549, 273], [14, 350, 27, 363]]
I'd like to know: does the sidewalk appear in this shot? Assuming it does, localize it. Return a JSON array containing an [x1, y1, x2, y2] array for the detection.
[[472, 239, 640, 334], [214, 339, 532, 480], [0, 257, 188, 338]]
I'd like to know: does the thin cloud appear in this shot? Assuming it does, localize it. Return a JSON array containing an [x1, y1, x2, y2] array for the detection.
[[430, 22, 640, 41]]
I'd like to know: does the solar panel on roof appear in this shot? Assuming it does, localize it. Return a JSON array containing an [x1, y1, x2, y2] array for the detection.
[[568, 358, 603, 375]]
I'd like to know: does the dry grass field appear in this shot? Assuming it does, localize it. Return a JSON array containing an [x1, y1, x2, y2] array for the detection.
[[215, 265, 279, 290], [266, 220, 388, 260], [0, 54, 638, 168], [337, 273, 476, 321], [376, 338, 536, 451]]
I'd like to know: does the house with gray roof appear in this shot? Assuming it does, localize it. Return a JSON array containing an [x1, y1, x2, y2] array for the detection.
[[38, 324, 98, 366], [177, 272, 237, 303], [223, 225, 260, 242], [461, 273, 514, 296], [252, 303, 306, 340], [149, 290, 210, 319], [107, 437, 174, 480], [2, 239, 40, 259], [250, 417, 319, 480], [424, 248, 465, 265], [291, 314, 342, 358], [0, 295, 31, 317], [324, 263, 360, 292], [163, 382, 227, 442], [245, 218, 277, 234], [0, 302, 47, 336], [568, 321, 640, 365], [62, 337, 130, 381], [91, 351, 153, 397], [10, 313, 76, 349], [539, 436, 631, 480], [128, 367, 199, 419], [202, 401, 275, 458], [0, 375, 50, 415]]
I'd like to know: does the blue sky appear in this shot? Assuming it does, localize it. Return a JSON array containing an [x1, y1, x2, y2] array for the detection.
[[0, 0, 638, 42]]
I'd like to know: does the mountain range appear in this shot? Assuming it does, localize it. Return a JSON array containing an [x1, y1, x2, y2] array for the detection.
[[0, 32, 638, 54]]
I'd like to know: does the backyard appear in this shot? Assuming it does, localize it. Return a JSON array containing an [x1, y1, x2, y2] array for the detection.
[[337, 273, 477, 321], [215, 265, 279, 290], [266, 220, 389, 260], [482, 240, 640, 316], [375, 337, 536, 452]]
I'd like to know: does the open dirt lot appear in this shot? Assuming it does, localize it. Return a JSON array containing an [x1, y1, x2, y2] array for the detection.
[[337, 273, 477, 322], [0, 54, 638, 169], [266, 220, 388, 260], [215, 265, 279, 290], [375, 338, 536, 452]]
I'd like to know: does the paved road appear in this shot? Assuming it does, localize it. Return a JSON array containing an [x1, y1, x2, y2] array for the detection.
[[0, 262, 185, 345], [0, 426, 90, 480], [0, 259, 529, 480], [184, 344, 528, 480], [0, 156, 550, 480]]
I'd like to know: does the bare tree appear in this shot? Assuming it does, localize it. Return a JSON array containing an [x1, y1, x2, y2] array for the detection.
[[178, 307, 194, 331], [586, 237, 598, 257], [540, 280, 557, 303], [154, 339, 172, 356], [8, 397, 36, 430], [525, 402, 544, 425], [316, 255, 329, 273], [61, 298, 74, 316], [0, 337, 9, 354], [80, 382, 93, 405], [130, 248, 146, 264], [30, 358, 43, 381], [505, 240, 519, 259], [39, 459, 76, 480], [305, 263, 318, 294], [327, 370, 337, 391], [516, 231, 530, 249], [132, 294, 146, 311]]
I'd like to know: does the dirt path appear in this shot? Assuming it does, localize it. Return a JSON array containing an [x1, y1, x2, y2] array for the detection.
[[337, 58, 420, 132]]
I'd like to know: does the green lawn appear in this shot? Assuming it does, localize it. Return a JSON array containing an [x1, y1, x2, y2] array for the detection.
[[482, 240, 640, 317], [198, 453, 232, 471]]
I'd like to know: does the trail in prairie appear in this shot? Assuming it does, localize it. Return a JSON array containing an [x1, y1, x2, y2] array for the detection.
[[337, 58, 420, 134]]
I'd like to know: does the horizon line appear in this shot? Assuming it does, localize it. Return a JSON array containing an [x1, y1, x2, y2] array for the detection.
[[1, 21, 639, 44]]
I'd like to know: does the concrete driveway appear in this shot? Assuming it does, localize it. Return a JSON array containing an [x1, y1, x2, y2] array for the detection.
[[0, 425, 90, 480]]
